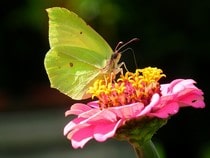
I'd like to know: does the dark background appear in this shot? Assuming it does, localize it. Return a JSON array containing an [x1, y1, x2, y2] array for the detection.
[[0, 0, 209, 158]]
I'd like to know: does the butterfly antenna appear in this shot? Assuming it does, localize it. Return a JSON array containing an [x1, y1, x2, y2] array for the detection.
[[121, 47, 138, 69], [114, 41, 124, 52], [115, 38, 139, 53]]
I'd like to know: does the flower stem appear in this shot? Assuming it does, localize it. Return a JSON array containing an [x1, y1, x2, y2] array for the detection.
[[133, 140, 160, 158]]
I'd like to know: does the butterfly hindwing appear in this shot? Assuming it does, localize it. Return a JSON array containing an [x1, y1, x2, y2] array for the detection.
[[44, 46, 103, 99]]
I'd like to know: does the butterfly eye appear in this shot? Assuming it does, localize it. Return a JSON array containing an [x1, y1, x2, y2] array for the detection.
[[111, 53, 119, 60]]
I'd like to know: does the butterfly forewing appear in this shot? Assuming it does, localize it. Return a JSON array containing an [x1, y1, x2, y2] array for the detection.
[[47, 7, 113, 59]]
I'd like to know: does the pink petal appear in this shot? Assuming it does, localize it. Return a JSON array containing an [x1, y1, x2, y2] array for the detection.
[[78, 108, 101, 118], [161, 79, 197, 95], [87, 101, 100, 108], [66, 119, 123, 148], [81, 110, 117, 122], [177, 92, 205, 108], [160, 79, 205, 110], [64, 110, 119, 143], [69, 125, 94, 148], [110, 102, 144, 119], [65, 103, 93, 116], [148, 102, 179, 118], [94, 120, 123, 141], [172, 80, 197, 94], [64, 117, 87, 135], [137, 93, 160, 117]]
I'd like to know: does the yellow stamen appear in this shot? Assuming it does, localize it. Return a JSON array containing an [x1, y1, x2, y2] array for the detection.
[[87, 67, 165, 108]]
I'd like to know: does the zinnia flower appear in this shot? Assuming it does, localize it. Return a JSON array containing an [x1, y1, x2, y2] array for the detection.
[[64, 67, 205, 149]]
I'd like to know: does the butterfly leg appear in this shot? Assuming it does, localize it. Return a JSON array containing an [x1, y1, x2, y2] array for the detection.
[[115, 61, 129, 76]]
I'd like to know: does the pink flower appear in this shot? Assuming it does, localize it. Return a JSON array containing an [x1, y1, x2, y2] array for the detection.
[[64, 67, 205, 148], [148, 79, 205, 118]]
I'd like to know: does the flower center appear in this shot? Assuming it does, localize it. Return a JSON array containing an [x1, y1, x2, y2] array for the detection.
[[88, 67, 165, 109]]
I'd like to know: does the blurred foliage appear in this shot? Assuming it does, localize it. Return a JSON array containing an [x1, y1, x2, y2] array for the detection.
[[199, 143, 210, 158], [0, 0, 210, 158]]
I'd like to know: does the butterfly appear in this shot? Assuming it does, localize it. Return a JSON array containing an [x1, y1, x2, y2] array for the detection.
[[44, 7, 138, 100]]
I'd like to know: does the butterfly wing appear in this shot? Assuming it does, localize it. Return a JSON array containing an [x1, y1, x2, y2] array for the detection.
[[44, 7, 113, 100], [45, 46, 105, 99], [47, 7, 113, 59]]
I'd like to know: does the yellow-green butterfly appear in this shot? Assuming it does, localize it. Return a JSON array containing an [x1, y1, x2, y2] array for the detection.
[[44, 7, 137, 100]]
